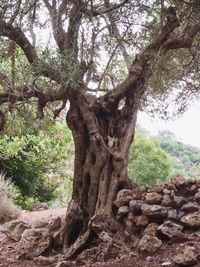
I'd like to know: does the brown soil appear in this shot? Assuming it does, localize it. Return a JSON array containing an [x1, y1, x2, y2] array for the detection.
[[0, 208, 66, 267], [1, 208, 200, 267]]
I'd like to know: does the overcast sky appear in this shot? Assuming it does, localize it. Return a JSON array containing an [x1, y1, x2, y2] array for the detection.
[[137, 99, 200, 148]]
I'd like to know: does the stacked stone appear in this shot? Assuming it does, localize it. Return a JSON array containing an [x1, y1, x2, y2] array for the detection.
[[114, 175, 200, 262]]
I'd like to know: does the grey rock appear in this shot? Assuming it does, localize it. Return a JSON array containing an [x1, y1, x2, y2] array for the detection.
[[114, 189, 133, 208], [180, 202, 199, 213], [0, 220, 30, 241], [162, 195, 172, 206], [174, 246, 197, 266], [138, 234, 162, 254], [171, 175, 186, 188], [180, 211, 200, 227], [144, 223, 159, 236], [145, 193, 162, 204], [168, 209, 177, 220], [158, 220, 183, 239], [142, 204, 167, 218], [18, 228, 51, 259], [173, 196, 187, 208], [189, 184, 197, 192], [163, 189, 171, 195], [194, 192, 200, 201], [117, 205, 129, 219]]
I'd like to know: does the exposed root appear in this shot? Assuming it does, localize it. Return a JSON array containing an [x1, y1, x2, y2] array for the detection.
[[64, 229, 91, 260]]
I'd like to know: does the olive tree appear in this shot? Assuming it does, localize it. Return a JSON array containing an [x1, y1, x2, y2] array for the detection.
[[0, 0, 200, 260]]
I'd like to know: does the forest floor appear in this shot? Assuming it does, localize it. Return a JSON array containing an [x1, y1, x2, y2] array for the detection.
[[1, 206, 200, 266]]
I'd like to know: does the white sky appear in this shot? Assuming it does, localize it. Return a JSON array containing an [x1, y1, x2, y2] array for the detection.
[[137, 100, 200, 148]]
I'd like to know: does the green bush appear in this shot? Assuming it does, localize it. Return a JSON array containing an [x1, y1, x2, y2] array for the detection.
[[0, 173, 21, 222], [0, 122, 74, 209], [128, 131, 172, 187]]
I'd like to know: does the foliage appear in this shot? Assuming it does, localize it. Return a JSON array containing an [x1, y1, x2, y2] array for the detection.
[[0, 122, 74, 209], [0, 173, 21, 222], [128, 131, 172, 187], [156, 130, 200, 179]]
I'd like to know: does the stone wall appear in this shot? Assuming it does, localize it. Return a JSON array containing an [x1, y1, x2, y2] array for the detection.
[[114, 175, 200, 265]]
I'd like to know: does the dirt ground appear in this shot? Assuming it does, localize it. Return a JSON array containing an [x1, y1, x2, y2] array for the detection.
[[1, 208, 200, 267]]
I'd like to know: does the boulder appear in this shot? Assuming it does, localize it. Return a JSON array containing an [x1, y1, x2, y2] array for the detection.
[[194, 192, 200, 201], [180, 211, 200, 227], [18, 228, 51, 259], [167, 209, 177, 220], [141, 204, 167, 218], [117, 205, 129, 219], [114, 189, 133, 208], [180, 202, 199, 213], [158, 220, 183, 239], [163, 189, 171, 195], [138, 234, 162, 254], [162, 195, 172, 206], [174, 246, 197, 266], [171, 175, 186, 188], [144, 223, 159, 236], [129, 200, 143, 212], [0, 220, 30, 241], [145, 193, 162, 204], [173, 196, 187, 208], [188, 184, 197, 193]]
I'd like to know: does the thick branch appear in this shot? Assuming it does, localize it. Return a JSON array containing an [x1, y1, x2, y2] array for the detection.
[[0, 84, 67, 119], [88, 0, 128, 16], [0, 21, 61, 83], [95, 6, 180, 112], [162, 24, 200, 52]]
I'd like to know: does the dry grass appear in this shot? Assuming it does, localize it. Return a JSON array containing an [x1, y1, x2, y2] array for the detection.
[[0, 173, 21, 222]]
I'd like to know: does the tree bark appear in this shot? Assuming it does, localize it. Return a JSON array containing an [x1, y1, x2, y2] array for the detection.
[[54, 90, 139, 259]]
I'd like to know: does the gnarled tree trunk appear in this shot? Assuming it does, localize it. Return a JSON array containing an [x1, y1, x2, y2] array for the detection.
[[55, 89, 140, 259]]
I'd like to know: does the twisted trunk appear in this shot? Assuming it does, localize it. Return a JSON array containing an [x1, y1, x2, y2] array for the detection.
[[54, 90, 139, 259]]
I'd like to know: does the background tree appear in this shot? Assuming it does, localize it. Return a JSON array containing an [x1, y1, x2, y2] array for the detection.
[[0, 0, 200, 260], [128, 130, 171, 187]]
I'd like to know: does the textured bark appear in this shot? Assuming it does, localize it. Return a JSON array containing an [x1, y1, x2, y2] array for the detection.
[[54, 89, 139, 259]]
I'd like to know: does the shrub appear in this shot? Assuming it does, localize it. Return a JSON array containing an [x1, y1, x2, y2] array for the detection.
[[0, 122, 74, 209], [0, 173, 21, 222]]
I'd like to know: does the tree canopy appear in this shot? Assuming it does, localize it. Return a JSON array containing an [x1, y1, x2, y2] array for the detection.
[[0, 0, 200, 123]]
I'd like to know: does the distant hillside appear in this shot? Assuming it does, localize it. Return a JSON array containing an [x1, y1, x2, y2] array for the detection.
[[156, 130, 200, 179]]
